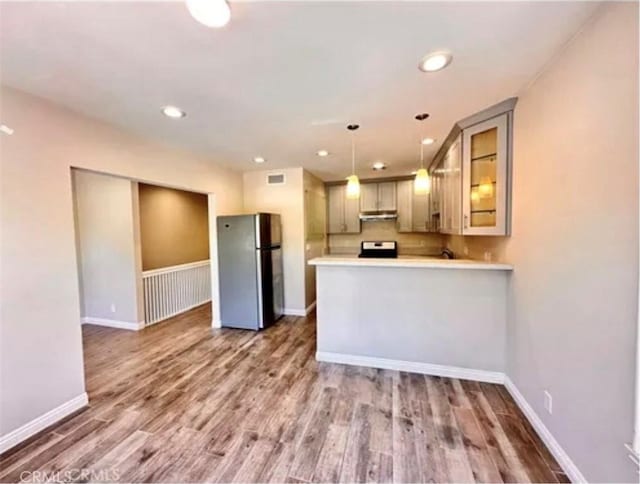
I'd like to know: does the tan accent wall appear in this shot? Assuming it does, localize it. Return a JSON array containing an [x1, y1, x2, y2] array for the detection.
[[138, 184, 209, 271]]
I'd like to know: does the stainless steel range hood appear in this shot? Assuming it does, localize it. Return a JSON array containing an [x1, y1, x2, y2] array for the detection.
[[359, 211, 398, 221]]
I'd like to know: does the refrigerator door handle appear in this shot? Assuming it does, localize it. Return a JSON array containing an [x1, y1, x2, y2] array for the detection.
[[255, 214, 262, 249], [256, 249, 264, 328]]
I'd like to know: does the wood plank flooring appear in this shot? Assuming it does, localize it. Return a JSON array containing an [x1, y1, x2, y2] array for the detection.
[[1, 304, 567, 483]]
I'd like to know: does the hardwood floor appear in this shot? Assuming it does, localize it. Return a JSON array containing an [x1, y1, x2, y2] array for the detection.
[[1, 304, 567, 483]]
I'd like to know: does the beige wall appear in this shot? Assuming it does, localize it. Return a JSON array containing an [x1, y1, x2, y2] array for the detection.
[[304, 170, 327, 308], [0, 86, 243, 440], [243, 168, 307, 313], [502, 4, 636, 481], [329, 221, 444, 256], [73, 170, 143, 324], [139, 183, 209, 271]]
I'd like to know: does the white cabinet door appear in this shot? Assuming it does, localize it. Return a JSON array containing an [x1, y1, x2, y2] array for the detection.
[[360, 183, 378, 212], [412, 191, 430, 232], [327, 185, 361, 234], [430, 174, 441, 232], [396, 180, 412, 233], [462, 113, 509, 235], [449, 135, 463, 235], [344, 194, 361, 233], [327, 185, 345, 234], [377, 182, 397, 211]]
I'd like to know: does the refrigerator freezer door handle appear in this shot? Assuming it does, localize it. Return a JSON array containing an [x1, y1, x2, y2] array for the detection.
[[256, 249, 264, 328]]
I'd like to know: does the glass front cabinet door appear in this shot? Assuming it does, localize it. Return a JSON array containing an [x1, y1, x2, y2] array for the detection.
[[462, 113, 510, 235]]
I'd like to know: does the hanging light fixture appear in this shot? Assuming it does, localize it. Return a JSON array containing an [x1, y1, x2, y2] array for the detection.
[[345, 124, 361, 199], [414, 113, 431, 195]]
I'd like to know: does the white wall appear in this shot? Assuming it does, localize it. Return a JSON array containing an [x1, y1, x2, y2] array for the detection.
[[0, 86, 243, 441], [243, 168, 306, 313], [73, 170, 142, 324], [504, 3, 638, 481], [316, 265, 508, 374]]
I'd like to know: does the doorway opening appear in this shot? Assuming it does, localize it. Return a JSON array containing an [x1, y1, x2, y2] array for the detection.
[[71, 168, 216, 332]]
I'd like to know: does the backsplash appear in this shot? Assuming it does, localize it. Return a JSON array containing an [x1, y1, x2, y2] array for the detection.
[[445, 234, 509, 262], [328, 220, 443, 255]]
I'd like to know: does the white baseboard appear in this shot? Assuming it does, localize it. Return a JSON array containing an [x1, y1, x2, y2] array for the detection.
[[316, 351, 504, 384], [504, 377, 586, 483], [81, 317, 144, 331], [305, 301, 317, 315], [283, 308, 306, 317], [211, 319, 221, 329], [283, 302, 317, 318], [0, 393, 88, 454]]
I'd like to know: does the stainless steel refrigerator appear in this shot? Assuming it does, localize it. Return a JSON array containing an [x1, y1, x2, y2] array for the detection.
[[217, 213, 284, 330]]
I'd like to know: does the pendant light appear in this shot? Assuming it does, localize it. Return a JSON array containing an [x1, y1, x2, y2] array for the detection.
[[346, 124, 361, 199], [414, 113, 431, 195]]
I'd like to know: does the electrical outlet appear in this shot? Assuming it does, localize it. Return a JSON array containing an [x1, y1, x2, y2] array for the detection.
[[483, 251, 492, 262], [463, 246, 469, 256], [110, 303, 116, 314], [544, 390, 553, 414]]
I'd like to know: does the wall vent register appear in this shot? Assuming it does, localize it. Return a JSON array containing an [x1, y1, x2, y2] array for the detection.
[[266, 173, 286, 185]]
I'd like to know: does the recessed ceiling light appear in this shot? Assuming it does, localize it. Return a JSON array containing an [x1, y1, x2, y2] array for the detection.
[[161, 106, 186, 119], [186, 0, 231, 28], [0, 124, 14, 135], [316, 150, 330, 157], [422, 137, 435, 145], [419, 51, 453, 72], [372, 162, 386, 171], [254, 156, 266, 164]]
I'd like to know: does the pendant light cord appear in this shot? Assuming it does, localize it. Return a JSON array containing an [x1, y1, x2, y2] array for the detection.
[[351, 131, 356, 174], [347, 124, 359, 175], [415, 113, 429, 171]]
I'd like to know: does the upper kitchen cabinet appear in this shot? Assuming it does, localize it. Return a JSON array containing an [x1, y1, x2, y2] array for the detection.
[[397, 179, 432, 233], [430, 98, 516, 236], [440, 134, 462, 235], [360, 181, 397, 212], [396, 180, 413, 232], [462, 113, 509, 235], [327, 184, 360, 234]]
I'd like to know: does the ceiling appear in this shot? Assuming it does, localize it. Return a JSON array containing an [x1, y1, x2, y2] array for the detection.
[[0, 1, 599, 181]]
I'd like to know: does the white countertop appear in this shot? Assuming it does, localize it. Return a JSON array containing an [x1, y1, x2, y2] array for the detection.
[[308, 255, 513, 271]]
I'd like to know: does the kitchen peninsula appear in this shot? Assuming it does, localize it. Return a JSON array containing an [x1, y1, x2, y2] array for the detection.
[[309, 255, 513, 382]]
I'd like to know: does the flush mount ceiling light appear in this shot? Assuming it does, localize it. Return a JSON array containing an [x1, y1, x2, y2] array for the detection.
[[162, 105, 186, 119], [372, 161, 386, 171], [186, 0, 231, 28], [422, 137, 435, 145], [253, 156, 266, 164], [419, 51, 453, 72], [316, 150, 330, 157], [0, 124, 14, 135]]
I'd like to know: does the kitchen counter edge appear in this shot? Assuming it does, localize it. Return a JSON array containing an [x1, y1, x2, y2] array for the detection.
[[308, 256, 513, 271]]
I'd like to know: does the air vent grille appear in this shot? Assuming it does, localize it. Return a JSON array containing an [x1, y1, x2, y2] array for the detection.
[[267, 173, 286, 185]]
